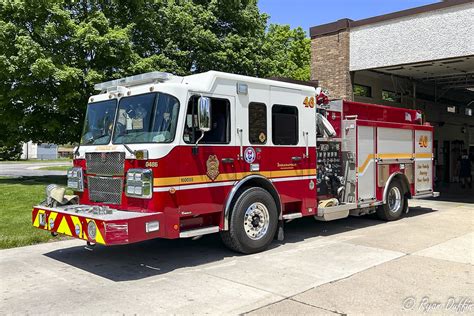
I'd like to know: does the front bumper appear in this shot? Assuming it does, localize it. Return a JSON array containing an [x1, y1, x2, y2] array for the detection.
[[32, 205, 163, 245]]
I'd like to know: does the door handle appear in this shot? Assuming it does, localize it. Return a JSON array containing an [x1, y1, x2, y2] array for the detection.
[[221, 158, 235, 164], [292, 156, 302, 162]]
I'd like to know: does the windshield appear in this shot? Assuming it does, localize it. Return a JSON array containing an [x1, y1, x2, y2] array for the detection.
[[113, 93, 180, 144], [80, 100, 117, 145]]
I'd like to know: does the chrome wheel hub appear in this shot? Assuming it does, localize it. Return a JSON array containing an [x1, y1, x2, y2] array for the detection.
[[388, 186, 402, 213], [244, 202, 270, 240]]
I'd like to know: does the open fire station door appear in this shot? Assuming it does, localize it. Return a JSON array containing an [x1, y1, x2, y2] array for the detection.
[[357, 125, 376, 204]]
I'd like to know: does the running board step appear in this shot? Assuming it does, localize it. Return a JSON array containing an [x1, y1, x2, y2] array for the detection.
[[282, 213, 303, 220], [179, 226, 220, 238]]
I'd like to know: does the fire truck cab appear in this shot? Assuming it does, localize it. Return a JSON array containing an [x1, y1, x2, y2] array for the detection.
[[32, 71, 438, 254]]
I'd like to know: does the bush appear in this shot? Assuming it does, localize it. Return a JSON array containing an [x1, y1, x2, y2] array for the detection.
[[0, 144, 23, 161]]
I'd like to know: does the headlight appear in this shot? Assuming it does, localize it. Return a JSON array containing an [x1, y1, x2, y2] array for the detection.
[[67, 167, 84, 192], [125, 169, 152, 199]]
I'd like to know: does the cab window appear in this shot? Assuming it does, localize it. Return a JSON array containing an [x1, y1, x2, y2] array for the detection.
[[184, 95, 231, 144], [249, 102, 267, 144], [272, 105, 298, 145]]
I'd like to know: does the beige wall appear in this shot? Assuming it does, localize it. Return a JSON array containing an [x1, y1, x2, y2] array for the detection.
[[349, 2, 474, 71]]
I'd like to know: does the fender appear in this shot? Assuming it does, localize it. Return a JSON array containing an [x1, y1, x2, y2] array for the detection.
[[383, 172, 411, 204], [223, 175, 282, 230]]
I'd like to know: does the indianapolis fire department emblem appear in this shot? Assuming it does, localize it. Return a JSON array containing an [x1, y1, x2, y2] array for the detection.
[[206, 155, 219, 181]]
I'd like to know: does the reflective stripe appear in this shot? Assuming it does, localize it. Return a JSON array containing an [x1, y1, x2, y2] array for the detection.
[[271, 175, 316, 183], [358, 154, 375, 174], [32, 209, 106, 245], [358, 153, 433, 174], [153, 169, 317, 187], [153, 175, 317, 192]]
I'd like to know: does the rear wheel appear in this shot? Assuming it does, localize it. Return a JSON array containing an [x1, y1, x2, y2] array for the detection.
[[221, 187, 278, 254], [376, 180, 405, 221]]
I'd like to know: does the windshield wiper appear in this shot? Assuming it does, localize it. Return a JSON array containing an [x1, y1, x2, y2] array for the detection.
[[113, 136, 136, 157], [122, 143, 135, 157]]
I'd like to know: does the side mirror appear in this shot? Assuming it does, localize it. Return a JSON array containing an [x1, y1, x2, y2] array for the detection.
[[197, 97, 211, 132]]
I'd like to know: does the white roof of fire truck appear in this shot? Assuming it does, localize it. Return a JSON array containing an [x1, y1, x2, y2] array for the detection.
[[93, 71, 317, 97]]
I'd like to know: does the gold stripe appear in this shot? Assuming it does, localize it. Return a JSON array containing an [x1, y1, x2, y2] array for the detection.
[[415, 153, 432, 158], [153, 168, 317, 187], [377, 153, 413, 160], [358, 152, 433, 173], [358, 154, 375, 173]]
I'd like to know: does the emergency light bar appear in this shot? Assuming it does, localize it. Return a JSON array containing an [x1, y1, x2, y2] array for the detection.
[[94, 71, 173, 91]]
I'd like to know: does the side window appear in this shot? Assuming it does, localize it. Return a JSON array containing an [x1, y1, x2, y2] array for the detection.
[[248, 102, 267, 144], [183, 95, 231, 144], [272, 105, 298, 145]]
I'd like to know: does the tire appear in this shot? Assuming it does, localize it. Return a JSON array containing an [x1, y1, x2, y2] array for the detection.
[[376, 180, 405, 221], [220, 187, 278, 254]]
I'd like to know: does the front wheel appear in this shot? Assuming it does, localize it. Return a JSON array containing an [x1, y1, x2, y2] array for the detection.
[[221, 187, 278, 254], [376, 180, 405, 221]]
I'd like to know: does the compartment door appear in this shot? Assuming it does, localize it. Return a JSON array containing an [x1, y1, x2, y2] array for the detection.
[[357, 126, 376, 203], [414, 130, 433, 194]]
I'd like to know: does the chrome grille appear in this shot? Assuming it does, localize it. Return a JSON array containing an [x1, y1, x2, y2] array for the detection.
[[86, 152, 125, 176], [88, 176, 123, 205]]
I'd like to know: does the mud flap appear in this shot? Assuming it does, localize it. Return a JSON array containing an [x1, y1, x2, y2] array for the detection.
[[276, 220, 284, 241]]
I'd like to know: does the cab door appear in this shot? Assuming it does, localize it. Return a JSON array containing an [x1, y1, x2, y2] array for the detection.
[[268, 86, 315, 215], [414, 129, 433, 194], [177, 94, 237, 215]]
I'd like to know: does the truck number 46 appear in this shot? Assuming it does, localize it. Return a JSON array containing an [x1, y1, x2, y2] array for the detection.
[[303, 97, 315, 108], [419, 135, 429, 148]]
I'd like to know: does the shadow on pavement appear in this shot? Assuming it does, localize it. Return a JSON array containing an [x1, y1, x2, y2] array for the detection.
[[431, 182, 474, 203], [44, 205, 437, 282]]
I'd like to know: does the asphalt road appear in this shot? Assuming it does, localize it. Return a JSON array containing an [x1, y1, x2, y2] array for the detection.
[[0, 199, 472, 315], [0, 162, 70, 177]]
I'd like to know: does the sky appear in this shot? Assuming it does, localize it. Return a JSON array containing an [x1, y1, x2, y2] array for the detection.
[[258, 0, 440, 35]]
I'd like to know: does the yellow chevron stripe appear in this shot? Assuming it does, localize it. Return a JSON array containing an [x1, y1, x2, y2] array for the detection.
[[357, 152, 433, 174], [153, 168, 317, 187], [86, 219, 105, 245], [358, 154, 375, 173], [71, 216, 82, 238], [48, 212, 58, 230], [33, 209, 46, 228], [56, 216, 71, 236]]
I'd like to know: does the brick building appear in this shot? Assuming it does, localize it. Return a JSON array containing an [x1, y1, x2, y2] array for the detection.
[[310, 0, 474, 185]]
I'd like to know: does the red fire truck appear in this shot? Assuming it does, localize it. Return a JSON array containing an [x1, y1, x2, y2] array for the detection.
[[32, 71, 438, 253]]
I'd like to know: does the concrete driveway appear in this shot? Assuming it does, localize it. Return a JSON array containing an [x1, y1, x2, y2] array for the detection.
[[0, 199, 472, 315], [0, 162, 71, 177]]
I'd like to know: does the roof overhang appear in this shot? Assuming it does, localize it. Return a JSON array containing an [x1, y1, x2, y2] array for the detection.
[[370, 56, 474, 90], [310, 0, 473, 38]]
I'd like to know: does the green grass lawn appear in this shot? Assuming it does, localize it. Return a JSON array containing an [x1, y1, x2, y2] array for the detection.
[[0, 176, 69, 249], [38, 165, 71, 171]]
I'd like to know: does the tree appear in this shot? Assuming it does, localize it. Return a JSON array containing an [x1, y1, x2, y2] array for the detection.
[[261, 24, 311, 81], [0, 0, 311, 146], [1, 1, 140, 147]]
